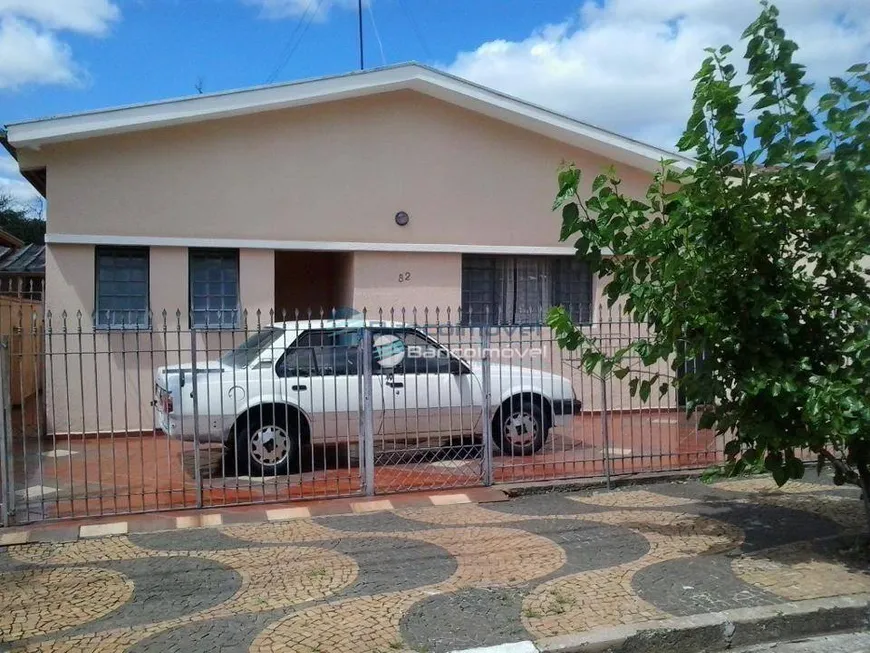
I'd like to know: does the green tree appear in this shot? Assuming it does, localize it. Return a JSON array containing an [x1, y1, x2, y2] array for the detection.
[[0, 193, 45, 245], [549, 2, 870, 522]]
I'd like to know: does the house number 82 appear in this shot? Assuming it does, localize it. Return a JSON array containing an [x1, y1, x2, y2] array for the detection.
[[398, 272, 411, 283]]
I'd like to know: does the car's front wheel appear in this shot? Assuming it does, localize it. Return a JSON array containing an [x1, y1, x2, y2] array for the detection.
[[493, 397, 549, 456], [234, 407, 300, 477]]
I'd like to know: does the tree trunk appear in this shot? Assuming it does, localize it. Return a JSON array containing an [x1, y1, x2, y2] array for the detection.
[[857, 461, 870, 532]]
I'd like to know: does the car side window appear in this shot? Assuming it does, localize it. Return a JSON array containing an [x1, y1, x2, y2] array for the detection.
[[276, 329, 361, 378], [372, 329, 452, 375]]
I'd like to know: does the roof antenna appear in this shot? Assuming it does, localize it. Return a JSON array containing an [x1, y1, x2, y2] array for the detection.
[[358, 0, 364, 70]]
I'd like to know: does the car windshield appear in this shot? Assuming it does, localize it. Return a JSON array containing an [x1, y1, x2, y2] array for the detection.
[[219, 327, 284, 368]]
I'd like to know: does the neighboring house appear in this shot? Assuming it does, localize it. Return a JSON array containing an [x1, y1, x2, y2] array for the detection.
[[0, 233, 45, 300], [2, 63, 691, 435]]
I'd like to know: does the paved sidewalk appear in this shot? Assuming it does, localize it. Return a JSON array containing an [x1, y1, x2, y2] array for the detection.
[[1, 474, 868, 652]]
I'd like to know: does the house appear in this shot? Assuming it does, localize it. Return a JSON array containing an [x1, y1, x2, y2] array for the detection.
[[2, 63, 691, 435], [0, 232, 45, 300]]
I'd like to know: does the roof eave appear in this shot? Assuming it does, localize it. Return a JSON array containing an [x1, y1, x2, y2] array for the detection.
[[4, 63, 694, 174]]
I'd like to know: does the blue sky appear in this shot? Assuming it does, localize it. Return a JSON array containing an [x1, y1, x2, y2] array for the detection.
[[1, 0, 868, 209], [2, 1, 583, 123]]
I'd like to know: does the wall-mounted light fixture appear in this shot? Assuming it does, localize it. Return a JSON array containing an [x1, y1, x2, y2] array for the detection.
[[395, 211, 410, 226]]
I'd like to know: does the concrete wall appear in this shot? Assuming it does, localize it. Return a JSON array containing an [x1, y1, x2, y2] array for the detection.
[[44, 244, 277, 434], [38, 91, 652, 247], [350, 252, 462, 320]]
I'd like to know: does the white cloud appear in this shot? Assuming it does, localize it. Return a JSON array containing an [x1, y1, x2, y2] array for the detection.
[[244, 0, 360, 22], [0, 0, 119, 35], [0, 152, 41, 212], [0, 0, 118, 90], [447, 0, 870, 150], [0, 17, 79, 90]]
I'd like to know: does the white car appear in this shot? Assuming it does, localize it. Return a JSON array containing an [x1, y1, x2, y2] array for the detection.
[[155, 320, 580, 476]]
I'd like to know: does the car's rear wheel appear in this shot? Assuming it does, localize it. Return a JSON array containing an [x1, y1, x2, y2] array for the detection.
[[235, 407, 300, 477], [493, 397, 548, 456]]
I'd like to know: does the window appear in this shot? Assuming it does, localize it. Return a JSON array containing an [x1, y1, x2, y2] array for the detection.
[[189, 249, 239, 329], [371, 329, 456, 375], [95, 247, 150, 329], [461, 255, 592, 326], [219, 327, 285, 369], [276, 329, 361, 378]]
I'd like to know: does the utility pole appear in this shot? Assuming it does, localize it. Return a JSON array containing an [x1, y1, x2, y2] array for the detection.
[[358, 0, 364, 70]]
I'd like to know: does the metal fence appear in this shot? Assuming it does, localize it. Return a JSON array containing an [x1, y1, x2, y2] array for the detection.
[[0, 302, 723, 525]]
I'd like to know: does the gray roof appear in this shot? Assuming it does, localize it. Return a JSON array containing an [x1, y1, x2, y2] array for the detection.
[[0, 244, 45, 275]]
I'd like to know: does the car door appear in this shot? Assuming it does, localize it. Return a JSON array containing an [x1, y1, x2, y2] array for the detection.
[[370, 328, 482, 447], [276, 328, 382, 450]]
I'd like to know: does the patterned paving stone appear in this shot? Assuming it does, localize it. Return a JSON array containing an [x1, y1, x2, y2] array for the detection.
[[220, 518, 345, 544], [129, 611, 284, 653], [3, 476, 867, 653], [9, 537, 152, 566], [250, 590, 423, 653], [484, 493, 607, 517], [405, 526, 566, 588], [197, 545, 358, 613], [732, 541, 870, 601], [129, 527, 256, 552], [401, 587, 530, 653], [81, 556, 242, 632], [752, 493, 867, 531], [712, 477, 837, 494], [573, 489, 698, 509], [508, 518, 650, 575], [333, 536, 457, 596], [317, 511, 434, 533], [396, 503, 526, 526], [688, 502, 840, 552], [0, 566, 133, 643], [632, 555, 780, 615], [521, 510, 745, 638]]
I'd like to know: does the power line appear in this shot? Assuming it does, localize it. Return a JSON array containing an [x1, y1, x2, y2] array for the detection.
[[357, 0, 364, 70], [397, 0, 432, 61], [265, 0, 321, 84]]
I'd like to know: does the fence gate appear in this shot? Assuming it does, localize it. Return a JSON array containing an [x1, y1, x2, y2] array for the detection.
[[360, 324, 493, 495]]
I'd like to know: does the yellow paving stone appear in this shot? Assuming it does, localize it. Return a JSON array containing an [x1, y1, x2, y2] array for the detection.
[[522, 561, 669, 637], [713, 477, 831, 494], [194, 545, 358, 615], [8, 536, 153, 566], [405, 526, 565, 588], [396, 503, 530, 526], [578, 510, 744, 557], [221, 518, 344, 544], [250, 590, 425, 653], [0, 567, 133, 643], [572, 489, 696, 509], [732, 541, 870, 601]]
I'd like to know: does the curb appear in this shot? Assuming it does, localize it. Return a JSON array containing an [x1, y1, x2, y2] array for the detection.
[[451, 594, 870, 653]]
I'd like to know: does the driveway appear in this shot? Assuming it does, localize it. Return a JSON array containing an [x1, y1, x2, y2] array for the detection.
[[1, 474, 868, 652]]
